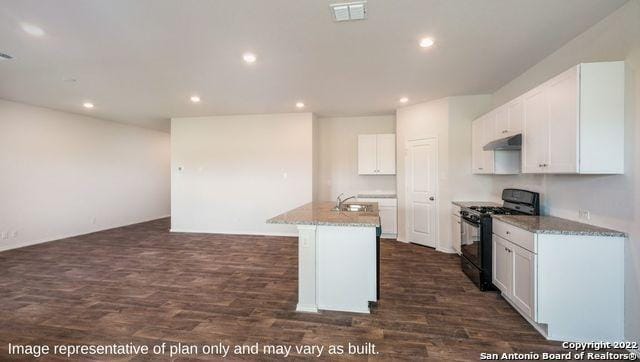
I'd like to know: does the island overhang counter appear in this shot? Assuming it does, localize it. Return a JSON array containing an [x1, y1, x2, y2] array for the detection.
[[267, 201, 380, 314]]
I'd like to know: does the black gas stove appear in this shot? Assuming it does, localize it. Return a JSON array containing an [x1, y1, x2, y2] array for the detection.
[[459, 189, 540, 290]]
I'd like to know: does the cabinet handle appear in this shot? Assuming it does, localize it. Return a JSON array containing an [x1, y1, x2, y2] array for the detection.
[[502, 130, 508, 134], [478, 167, 483, 170]]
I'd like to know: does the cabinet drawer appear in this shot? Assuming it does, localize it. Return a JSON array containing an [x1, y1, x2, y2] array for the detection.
[[493, 219, 536, 253], [357, 198, 397, 207]]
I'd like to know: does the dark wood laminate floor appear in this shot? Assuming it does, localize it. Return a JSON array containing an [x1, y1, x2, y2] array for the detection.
[[0, 218, 573, 361]]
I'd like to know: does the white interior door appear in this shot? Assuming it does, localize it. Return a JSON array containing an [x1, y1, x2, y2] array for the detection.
[[406, 138, 437, 248]]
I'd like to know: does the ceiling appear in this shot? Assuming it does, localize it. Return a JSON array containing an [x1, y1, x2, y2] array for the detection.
[[0, 0, 628, 132]]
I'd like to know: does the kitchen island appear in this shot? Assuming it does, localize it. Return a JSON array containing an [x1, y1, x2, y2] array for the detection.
[[267, 201, 380, 313]]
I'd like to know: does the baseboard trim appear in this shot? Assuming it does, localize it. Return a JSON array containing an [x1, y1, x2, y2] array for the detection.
[[437, 247, 457, 254], [296, 304, 318, 313], [0, 214, 170, 253], [169, 229, 299, 237]]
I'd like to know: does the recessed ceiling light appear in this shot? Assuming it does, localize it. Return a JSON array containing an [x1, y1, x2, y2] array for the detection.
[[399, 97, 409, 104], [190, 95, 201, 103], [419, 38, 435, 48], [243, 52, 257, 64], [296, 102, 305, 109], [83, 102, 94, 109], [21, 23, 45, 37]]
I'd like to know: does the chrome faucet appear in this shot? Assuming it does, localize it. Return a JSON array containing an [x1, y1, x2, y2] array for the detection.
[[336, 193, 356, 209]]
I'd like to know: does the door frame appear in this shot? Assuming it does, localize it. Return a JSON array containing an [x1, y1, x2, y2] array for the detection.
[[404, 137, 439, 249]]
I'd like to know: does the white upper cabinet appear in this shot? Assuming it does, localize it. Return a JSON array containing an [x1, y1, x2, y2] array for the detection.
[[471, 116, 485, 173], [376, 134, 396, 174], [482, 112, 496, 173], [493, 98, 524, 140], [507, 97, 524, 135], [358, 134, 396, 175], [472, 113, 519, 175], [522, 61, 625, 174], [472, 114, 494, 174], [494, 105, 509, 139]]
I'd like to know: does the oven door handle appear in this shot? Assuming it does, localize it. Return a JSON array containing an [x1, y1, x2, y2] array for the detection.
[[461, 217, 480, 227]]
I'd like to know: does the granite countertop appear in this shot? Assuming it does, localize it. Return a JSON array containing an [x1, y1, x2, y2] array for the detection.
[[493, 215, 626, 237], [267, 202, 380, 227], [357, 193, 397, 199], [452, 201, 501, 208]]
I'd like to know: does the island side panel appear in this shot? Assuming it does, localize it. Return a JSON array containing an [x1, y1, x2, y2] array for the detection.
[[317, 225, 376, 313], [537, 234, 625, 342], [296, 224, 318, 313]]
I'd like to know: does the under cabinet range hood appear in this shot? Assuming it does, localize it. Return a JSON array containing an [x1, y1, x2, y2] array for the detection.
[[483, 133, 522, 151]]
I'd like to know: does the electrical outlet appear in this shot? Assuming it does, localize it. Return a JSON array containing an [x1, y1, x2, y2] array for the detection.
[[1, 231, 7, 240], [578, 210, 591, 220]]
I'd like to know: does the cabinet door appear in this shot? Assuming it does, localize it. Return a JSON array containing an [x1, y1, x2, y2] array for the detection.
[[492, 235, 512, 294], [482, 113, 496, 173], [547, 67, 579, 173], [376, 134, 396, 175], [358, 135, 377, 174], [379, 207, 397, 235], [471, 118, 485, 173], [494, 105, 509, 139], [451, 215, 461, 254], [522, 87, 549, 173], [507, 97, 523, 135], [511, 244, 537, 321]]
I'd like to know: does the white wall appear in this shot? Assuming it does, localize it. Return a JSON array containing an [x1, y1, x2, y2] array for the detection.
[[0, 99, 170, 251], [314, 115, 396, 201], [487, 0, 640, 346], [396, 95, 493, 251], [171, 113, 313, 236]]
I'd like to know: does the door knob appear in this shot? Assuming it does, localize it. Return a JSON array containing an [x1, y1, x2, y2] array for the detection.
[[429, 196, 435, 201]]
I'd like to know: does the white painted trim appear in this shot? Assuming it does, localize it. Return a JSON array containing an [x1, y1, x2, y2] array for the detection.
[[404, 137, 439, 249], [0, 214, 170, 252], [169, 229, 299, 237], [436, 247, 457, 254], [295, 304, 318, 313], [501, 292, 549, 339]]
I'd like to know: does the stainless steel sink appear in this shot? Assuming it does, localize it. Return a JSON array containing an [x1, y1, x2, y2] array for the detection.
[[332, 204, 373, 212]]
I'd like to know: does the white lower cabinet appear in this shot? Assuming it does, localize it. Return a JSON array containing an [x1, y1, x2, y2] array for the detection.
[[379, 207, 397, 235], [492, 219, 624, 342], [357, 198, 397, 237], [492, 236, 512, 295], [451, 214, 461, 254], [510, 242, 536, 320], [493, 234, 536, 321]]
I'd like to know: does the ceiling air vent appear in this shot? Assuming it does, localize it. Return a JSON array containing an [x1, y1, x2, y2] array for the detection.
[[330, 1, 367, 22], [0, 52, 13, 60]]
